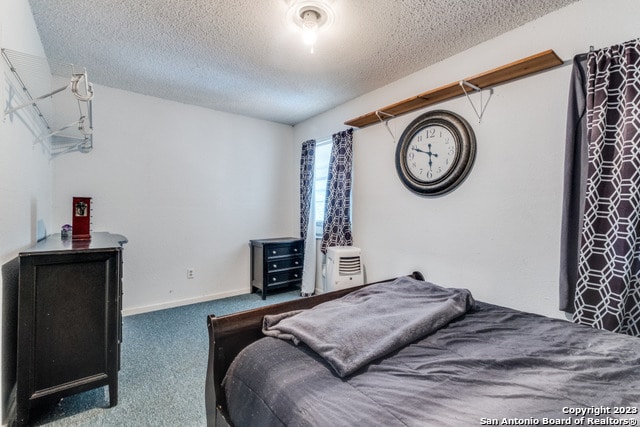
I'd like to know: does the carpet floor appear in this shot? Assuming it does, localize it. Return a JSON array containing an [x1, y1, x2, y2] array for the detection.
[[29, 288, 301, 426]]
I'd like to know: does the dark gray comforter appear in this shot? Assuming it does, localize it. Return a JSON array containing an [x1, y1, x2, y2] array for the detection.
[[224, 301, 640, 426]]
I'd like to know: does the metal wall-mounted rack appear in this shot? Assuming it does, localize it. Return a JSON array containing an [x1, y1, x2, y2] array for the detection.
[[1, 48, 94, 156], [345, 49, 563, 128]]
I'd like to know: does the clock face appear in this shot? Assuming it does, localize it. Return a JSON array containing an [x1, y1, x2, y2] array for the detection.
[[395, 110, 476, 196], [405, 124, 457, 183]]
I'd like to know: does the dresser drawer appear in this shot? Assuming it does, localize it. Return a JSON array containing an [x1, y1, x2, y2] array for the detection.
[[266, 269, 302, 288], [267, 256, 302, 272], [265, 242, 303, 259]]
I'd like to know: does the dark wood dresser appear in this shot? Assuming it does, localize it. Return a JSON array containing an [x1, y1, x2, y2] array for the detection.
[[250, 238, 304, 299], [16, 232, 127, 426]]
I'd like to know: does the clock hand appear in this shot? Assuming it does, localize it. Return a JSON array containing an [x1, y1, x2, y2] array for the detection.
[[410, 146, 429, 154], [426, 143, 438, 171]]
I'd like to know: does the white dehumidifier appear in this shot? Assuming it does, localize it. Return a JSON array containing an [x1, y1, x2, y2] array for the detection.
[[323, 246, 364, 292]]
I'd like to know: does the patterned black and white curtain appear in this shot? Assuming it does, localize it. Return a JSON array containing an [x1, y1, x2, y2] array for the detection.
[[300, 139, 316, 296], [321, 128, 353, 254], [564, 39, 640, 336]]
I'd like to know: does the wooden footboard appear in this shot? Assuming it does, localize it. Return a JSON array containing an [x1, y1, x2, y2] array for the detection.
[[205, 271, 424, 427]]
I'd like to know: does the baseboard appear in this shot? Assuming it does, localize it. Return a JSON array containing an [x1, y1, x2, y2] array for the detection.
[[122, 289, 248, 316]]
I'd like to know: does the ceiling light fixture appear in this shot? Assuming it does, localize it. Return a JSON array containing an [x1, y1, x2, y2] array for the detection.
[[287, 1, 335, 54], [301, 10, 319, 52]]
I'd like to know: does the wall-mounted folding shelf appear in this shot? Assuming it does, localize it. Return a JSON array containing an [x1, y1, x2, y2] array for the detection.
[[1, 48, 94, 156], [345, 49, 563, 128]]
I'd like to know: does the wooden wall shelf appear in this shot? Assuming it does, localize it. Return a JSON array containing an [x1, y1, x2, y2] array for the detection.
[[345, 49, 563, 128]]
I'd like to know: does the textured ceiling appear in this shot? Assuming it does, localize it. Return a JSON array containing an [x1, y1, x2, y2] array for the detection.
[[27, 0, 578, 126]]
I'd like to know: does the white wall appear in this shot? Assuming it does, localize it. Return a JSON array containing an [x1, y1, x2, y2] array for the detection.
[[52, 86, 296, 314], [0, 1, 52, 423], [293, 0, 640, 319], [0, 0, 52, 265]]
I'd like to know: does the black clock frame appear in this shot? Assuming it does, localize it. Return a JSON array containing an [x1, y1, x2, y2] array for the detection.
[[395, 110, 476, 196]]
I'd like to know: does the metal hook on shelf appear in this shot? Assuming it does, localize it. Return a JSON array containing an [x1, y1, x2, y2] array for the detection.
[[459, 80, 493, 123], [76, 116, 93, 136], [375, 110, 396, 143], [70, 72, 94, 102]]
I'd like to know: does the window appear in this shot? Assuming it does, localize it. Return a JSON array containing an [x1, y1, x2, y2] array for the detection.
[[314, 138, 332, 237]]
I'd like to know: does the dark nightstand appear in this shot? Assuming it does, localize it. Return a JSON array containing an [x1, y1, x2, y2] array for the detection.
[[250, 238, 304, 299]]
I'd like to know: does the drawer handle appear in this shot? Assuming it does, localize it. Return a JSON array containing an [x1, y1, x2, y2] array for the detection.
[[294, 261, 299, 266], [294, 273, 298, 278], [272, 250, 277, 255], [294, 248, 298, 252], [272, 277, 277, 282], [272, 264, 277, 269]]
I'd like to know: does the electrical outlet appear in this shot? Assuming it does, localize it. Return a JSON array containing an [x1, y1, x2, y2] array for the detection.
[[187, 268, 195, 279]]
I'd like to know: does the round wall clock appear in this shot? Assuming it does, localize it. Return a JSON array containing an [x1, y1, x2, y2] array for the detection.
[[395, 110, 476, 196]]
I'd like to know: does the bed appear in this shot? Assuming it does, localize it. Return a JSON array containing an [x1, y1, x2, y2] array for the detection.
[[206, 272, 640, 426]]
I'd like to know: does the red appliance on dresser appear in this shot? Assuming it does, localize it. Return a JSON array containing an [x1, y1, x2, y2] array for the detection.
[[72, 197, 92, 240]]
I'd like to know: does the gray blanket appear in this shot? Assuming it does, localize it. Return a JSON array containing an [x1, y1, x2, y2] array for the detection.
[[262, 276, 475, 377]]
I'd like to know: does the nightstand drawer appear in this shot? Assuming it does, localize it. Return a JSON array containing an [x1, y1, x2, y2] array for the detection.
[[266, 242, 303, 259], [266, 269, 302, 287], [267, 256, 302, 272]]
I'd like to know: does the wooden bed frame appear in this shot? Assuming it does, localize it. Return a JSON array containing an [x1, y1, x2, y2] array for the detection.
[[205, 271, 424, 427]]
